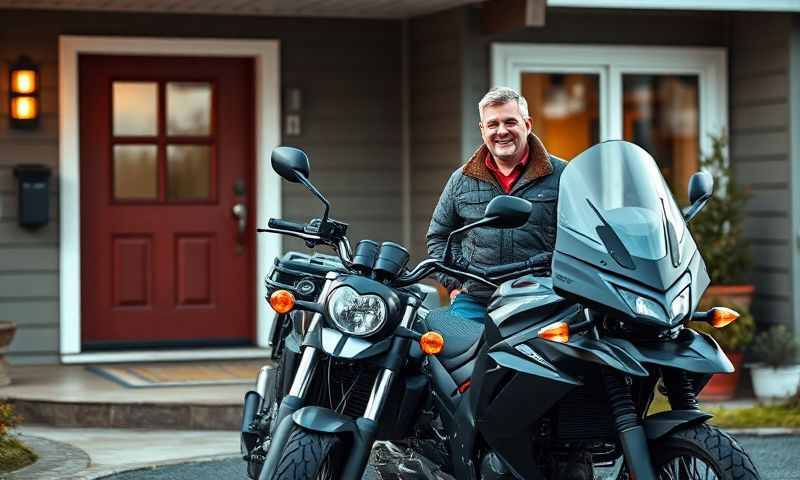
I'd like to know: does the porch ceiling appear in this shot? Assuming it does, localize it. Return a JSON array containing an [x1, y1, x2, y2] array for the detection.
[[0, 0, 483, 19]]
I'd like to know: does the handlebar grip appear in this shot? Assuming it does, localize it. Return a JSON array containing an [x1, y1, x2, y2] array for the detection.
[[268, 218, 306, 233]]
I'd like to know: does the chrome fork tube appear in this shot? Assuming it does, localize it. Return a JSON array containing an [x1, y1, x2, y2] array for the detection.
[[363, 369, 395, 421]]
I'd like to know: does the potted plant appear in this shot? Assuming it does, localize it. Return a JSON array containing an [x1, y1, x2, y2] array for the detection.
[[691, 134, 754, 308], [750, 325, 800, 401], [692, 298, 755, 400]]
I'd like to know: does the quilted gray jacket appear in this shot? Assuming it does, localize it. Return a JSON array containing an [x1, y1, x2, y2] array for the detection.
[[426, 133, 566, 300]]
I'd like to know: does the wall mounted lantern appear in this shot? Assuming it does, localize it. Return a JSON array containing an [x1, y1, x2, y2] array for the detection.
[[9, 56, 40, 129]]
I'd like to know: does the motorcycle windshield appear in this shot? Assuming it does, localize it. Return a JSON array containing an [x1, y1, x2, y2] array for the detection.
[[558, 141, 685, 261]]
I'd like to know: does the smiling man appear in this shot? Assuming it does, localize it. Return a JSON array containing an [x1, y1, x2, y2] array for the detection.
[[427, 86, 567, 321]]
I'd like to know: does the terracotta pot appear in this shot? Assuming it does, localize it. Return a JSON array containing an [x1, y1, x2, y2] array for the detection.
[[0, 321, 17, 386], [702, 285, 755, 310], [698, 351, 743, 401]]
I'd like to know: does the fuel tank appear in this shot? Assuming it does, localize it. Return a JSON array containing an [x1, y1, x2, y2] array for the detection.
[[487, 275, 573, 338]]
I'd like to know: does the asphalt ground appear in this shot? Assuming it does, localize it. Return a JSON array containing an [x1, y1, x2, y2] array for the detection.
[[100, 435, 800, 480]]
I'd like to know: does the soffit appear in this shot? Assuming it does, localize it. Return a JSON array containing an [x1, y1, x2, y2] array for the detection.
[[0, 0, 484, 19]]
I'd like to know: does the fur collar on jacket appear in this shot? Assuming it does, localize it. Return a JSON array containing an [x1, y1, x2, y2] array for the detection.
[[462, 133, 553, 189]]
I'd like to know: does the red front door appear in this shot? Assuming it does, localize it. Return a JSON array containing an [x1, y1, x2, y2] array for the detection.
[[79, 55, 255, 348]]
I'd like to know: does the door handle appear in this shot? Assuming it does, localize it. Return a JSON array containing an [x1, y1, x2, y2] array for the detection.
[[232, 203, 247, 248]]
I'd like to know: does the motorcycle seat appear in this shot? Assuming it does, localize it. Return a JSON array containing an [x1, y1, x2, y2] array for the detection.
[[423, 308, 484, 373]]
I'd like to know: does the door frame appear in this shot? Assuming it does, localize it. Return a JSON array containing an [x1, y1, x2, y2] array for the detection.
[[491, 43, 728, 157], [59, 36, 281, 362]]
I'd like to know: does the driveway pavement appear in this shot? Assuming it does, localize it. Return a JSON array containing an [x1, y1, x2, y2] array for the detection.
[[96, 435, 799, 480]]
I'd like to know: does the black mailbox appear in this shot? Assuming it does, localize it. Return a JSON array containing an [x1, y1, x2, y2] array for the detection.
[[13, 164, 51, 228]]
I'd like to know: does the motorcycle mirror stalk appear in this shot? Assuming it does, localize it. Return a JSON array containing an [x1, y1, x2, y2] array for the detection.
[[683, 171, 714, 222], [442, 195, 533, 264], [271, 146, 347, 239]]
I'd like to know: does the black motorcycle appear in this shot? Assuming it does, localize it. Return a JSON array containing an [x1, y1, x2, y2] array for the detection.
[[417, 140, 760, 480], [246, 141, 760, 480]]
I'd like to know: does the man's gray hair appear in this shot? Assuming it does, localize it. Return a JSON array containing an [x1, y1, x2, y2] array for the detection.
[[478, 86, 529, 120]]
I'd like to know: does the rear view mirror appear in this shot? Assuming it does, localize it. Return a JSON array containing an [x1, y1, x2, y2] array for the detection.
[[271, 147, 310, 183], [442, 195, 532, 264], [483, 196, 533, 229], [684, 171, 713, 222]]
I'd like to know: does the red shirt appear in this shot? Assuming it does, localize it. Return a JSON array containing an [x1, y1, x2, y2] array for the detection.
[[484, 148, 529, 193]]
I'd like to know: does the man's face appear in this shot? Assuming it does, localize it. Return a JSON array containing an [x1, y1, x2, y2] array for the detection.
[[479, 101, 532, 163]]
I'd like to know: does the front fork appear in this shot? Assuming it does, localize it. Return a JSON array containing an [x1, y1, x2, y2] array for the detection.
[[263, 287, 419, 480], [604, 371, 657, 480]]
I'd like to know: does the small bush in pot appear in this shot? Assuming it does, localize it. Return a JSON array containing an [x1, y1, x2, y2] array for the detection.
[[692, 298, 754, 400], [749, 325, 800, 401]]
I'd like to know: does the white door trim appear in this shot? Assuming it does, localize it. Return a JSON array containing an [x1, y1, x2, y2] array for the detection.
[[492, 43, 728, 157], [58, 36, 281, 361], [548, 0, 800, 12]]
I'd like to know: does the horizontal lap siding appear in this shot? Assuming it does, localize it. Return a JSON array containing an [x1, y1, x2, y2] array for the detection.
[[730, 13, 793, 329], [409, 9, 465, 261], [0, 9, 403, 363]]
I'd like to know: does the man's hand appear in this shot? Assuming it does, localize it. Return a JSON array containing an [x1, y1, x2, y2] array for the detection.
[[449, 289, 461, 303]]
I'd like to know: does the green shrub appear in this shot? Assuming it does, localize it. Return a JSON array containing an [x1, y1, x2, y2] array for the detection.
[[689, 133, 751, 285], [690, 297, 755, 352], [751, 324, 799, 368], [0, 402, 20, 439]]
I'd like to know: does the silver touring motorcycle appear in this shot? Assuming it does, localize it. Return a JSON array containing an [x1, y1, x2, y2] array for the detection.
[[243, 140, 761, 480]]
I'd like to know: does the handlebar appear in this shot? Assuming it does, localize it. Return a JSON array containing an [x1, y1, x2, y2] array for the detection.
[[267, 218, 306, 233]]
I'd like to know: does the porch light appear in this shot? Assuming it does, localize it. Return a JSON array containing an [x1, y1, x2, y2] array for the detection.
[[9, 56, 40, 129]]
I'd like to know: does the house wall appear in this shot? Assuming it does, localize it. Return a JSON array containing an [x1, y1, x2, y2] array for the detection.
[[729, 14, 794, 328], [0, 10, 403, 364], [408, 10, 465, 260]]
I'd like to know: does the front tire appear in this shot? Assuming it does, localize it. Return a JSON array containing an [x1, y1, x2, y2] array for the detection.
[[271, 427, 342, 480], [620, 424, 761, 480]]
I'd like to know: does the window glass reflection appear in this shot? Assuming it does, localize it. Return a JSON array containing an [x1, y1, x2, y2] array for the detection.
[[113, 145, 158, 200], [167, 145, 212, 200], [113, 82, 157, 136], [167, 82, 212, 136], [623, 75, 699, 202], [521, 73, 600, 160]]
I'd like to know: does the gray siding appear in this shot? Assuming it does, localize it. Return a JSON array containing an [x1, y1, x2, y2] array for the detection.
[[409, 9, 465, 260], [0, 10, 403, 363], [730, 13, 793, 328]]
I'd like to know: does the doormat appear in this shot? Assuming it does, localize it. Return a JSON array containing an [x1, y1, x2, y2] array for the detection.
[[87, 360, 267, 388]]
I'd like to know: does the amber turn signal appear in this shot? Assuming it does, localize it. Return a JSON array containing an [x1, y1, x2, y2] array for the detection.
[[538, 321, 570, 343], [420, 331, 445, 355], [269, 290, 295, 314], [708, 307, 739, 328]]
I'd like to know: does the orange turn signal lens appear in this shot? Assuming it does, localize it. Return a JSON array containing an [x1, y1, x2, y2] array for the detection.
[[708, 307, 739, 328], [420, 331, 445, 355], [269, 290, 295, 314], [538, 321, 570, 343]]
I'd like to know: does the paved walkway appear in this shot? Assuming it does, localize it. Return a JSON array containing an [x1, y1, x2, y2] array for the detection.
[[7, 427, 240, 480]]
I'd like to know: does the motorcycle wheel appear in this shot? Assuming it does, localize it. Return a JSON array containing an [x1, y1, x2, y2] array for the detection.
[[617, 424, 760, 480], [271, 426, 343, 480]]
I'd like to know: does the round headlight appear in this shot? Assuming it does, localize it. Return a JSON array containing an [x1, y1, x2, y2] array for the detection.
[[326, 286, 387, 336]]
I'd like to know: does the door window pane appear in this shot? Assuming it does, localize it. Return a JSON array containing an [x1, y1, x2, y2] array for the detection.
[[623, 75, 699, 202], [113, 82, 157, 136], [167, 145, 212, 200], [167, 82, 212, 136], [114, 145, 158, 200], [521, 73, 599, 160]]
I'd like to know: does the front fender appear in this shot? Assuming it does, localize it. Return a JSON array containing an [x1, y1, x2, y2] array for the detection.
[[292, 406, 357, 434], [606, 329, 734, 374], [643, 409, 713, 440]]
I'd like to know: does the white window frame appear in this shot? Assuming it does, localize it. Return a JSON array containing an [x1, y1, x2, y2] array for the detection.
[[492, 44, 728, 157], [59, 36, 282, 363]]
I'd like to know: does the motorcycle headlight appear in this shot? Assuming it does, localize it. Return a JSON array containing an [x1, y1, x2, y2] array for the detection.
[[326, 286, 387, 336], [670, 287, 690, 323], [619, 288, 667, 324]]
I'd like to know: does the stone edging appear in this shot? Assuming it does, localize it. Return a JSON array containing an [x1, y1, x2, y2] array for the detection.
[[5, 434, 91, 480], [65, 453, 240, 480]]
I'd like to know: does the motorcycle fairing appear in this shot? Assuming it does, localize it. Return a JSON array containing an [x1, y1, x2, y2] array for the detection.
[[553, 141, 711, 327], [605, 329, 734, 374], [488, 275, 572, 337]]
